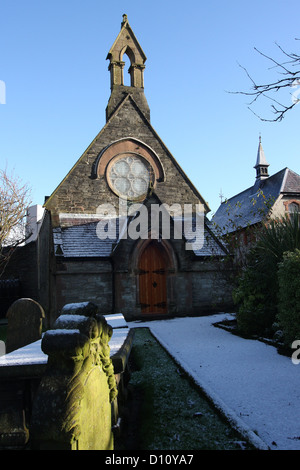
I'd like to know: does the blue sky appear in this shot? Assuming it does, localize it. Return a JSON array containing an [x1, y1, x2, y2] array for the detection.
[[1, 0, 299, 215]]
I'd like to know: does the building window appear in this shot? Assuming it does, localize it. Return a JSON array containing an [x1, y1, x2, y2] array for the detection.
[[289, 202, 299, 215], [106, 153, 155, 200], [288, 202, 300, 225]]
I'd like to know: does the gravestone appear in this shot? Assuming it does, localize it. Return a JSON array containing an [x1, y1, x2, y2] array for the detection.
[[60, 301, 98, 317], [0, 302, 134, 449], [6, 298, 45, 354], [31, 304, 117, 450]]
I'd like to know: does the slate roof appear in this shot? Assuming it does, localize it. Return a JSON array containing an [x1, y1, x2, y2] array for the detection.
[[53, 221, 118, 258], [53, 216, 228, 258], [212, 168, 300, 234], [182, 218, 228, 256]]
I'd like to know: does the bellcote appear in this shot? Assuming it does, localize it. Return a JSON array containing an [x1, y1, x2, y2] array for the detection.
[[106, 15, 150, 121], [106, 14, 147, 89]]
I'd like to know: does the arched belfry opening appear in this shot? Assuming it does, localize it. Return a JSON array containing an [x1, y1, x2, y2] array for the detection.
[[121, 50, 131, 86], [120, 46, 136, 87]]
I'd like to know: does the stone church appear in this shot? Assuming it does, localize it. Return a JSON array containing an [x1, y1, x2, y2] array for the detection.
[[5, 15, 232, 325]]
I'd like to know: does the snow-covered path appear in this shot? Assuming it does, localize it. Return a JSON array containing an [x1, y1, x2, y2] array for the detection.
[[130, 313, 300, 450]]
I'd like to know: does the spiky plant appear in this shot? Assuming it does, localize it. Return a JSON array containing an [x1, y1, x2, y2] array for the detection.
[[234, 212, 300, 336]]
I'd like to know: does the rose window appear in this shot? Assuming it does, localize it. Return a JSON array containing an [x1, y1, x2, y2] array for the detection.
[[107, 154, 154, 200]]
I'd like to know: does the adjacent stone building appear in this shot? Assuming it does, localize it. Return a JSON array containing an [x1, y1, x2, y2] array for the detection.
[[213, 136, 300, 255], [4, 15, 232, 325]]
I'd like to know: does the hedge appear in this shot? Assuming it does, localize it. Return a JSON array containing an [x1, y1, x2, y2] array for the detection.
[[277, 249, 300, 347]]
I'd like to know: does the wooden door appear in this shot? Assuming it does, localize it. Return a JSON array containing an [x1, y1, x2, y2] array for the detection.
[[139, 242, 167, 314]]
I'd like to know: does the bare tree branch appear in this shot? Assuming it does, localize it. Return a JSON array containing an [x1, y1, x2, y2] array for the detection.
[[230, 41, 300, 122], [0, 167, 32, 277]]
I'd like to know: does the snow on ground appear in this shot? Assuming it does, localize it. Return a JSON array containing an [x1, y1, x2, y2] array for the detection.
[[130, 313, 300, 451]]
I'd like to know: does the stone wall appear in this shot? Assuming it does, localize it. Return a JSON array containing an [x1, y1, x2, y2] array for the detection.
[[49, 225, 234, 323], [52, 259, 113, 325]]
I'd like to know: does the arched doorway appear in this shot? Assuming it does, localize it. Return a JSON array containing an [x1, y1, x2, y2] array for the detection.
[[138, 241, 167, 315]]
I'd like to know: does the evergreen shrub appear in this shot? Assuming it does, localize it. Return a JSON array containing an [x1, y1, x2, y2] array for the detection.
[[233, 256, 276, 337], [277, 249, 300, 346], [233, 214, 300, 337]]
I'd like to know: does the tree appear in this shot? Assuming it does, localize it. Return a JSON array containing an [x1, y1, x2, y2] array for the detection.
[[233, 213, 300, 337], [0, 167, 31, 277], [234, 41, 300, 122]]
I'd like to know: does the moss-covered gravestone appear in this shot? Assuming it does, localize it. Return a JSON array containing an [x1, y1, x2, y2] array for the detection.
[[30, 302, 118, 450]]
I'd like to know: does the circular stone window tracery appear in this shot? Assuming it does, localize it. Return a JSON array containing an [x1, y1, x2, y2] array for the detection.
[[107, 154, 154, 200]]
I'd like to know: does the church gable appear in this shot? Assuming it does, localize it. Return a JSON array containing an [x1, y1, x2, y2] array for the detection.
[[45, 91, 208, 227]]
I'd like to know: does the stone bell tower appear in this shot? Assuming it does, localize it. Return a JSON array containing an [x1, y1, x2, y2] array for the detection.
[[106, 14, 150, 121]]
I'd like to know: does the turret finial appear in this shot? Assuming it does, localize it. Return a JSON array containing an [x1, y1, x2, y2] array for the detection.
[[122, 14, 128, 27]]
